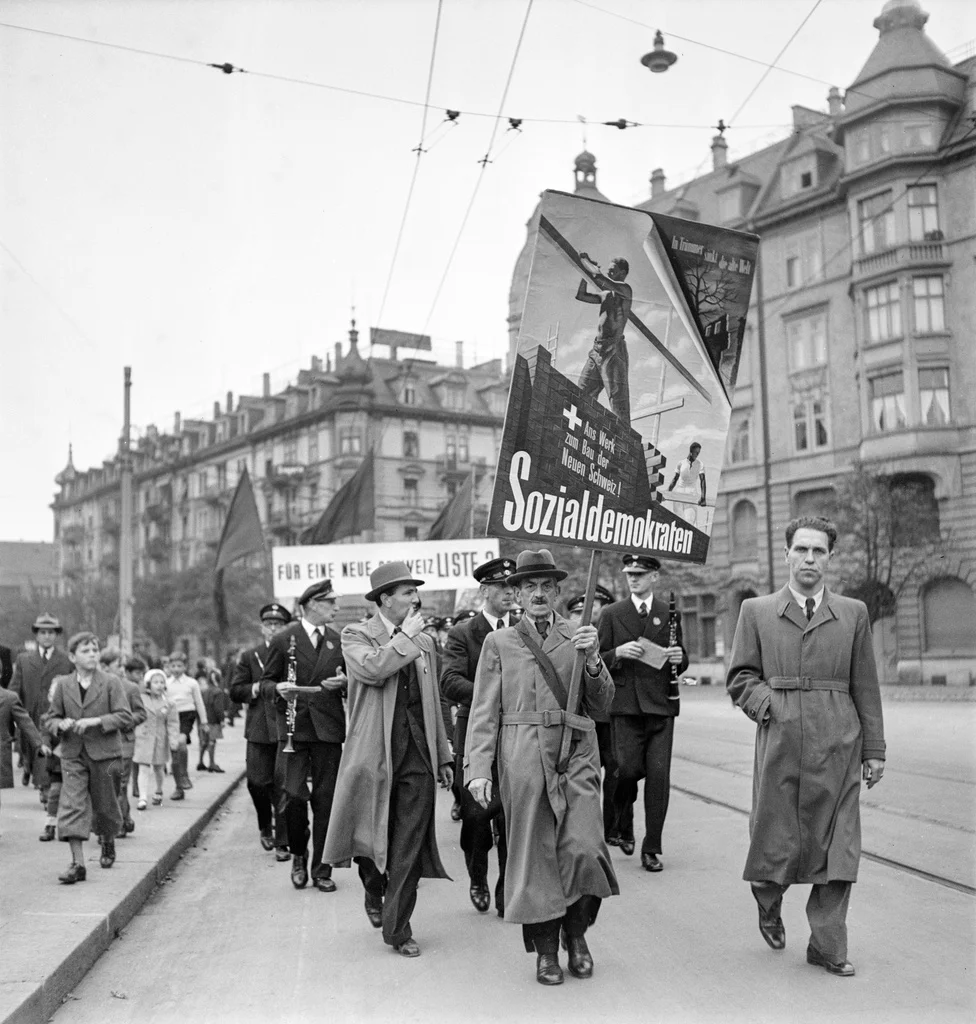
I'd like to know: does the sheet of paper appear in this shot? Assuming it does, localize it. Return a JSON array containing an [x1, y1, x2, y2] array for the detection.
[[636, 637, 669, 670]]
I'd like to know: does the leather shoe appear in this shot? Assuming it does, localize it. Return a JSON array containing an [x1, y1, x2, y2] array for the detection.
[[39, 824, 56, 842], [756, 906, 786, 950], [807, 945, 855, 976], [100, 838, 116, 869], [560, 932, 594, 979], [450, 800, 462, 822], [313, 876, 337, 893], [124, 819, 135, 835], [364, 895, 383, 928], [170, 789, 185, 801], [59, 862, 87, 885], [210, 764, 225, 773], [606, 832, 621, 847], [618, 838, 635, 856], [291, 855, 309, 889], [469, 883, 490, 913], [275, 846, 292, 862], [393, 938, 421, 957], [641, 852, 663, 872], [259, 828, 275, 852], [536, 953, 564, 985]]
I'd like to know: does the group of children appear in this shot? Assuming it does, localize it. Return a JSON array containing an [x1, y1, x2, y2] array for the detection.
[[20, 635, 232, 883]]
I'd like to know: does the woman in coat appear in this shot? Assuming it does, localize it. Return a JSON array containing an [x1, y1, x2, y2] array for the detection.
[[133, 669, 180, 809]]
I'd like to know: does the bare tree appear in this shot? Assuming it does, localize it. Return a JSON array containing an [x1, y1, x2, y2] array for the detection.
[[830, 462, 950, 626]]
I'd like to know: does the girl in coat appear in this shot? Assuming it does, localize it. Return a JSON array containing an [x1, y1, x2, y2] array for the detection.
[[133, 669, 180, 810]]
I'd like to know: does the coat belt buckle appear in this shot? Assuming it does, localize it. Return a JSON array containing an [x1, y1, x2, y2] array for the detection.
[[800, 677, 812, 690], [542, 709, 558, 727]]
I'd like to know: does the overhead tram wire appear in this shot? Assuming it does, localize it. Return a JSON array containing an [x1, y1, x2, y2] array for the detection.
[[727, 0, 823, 127], [421, 0, 535, 337], [373, 0, 445, 336]]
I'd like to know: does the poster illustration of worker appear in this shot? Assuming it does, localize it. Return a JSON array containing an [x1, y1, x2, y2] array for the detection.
[[488, 190, 759, 564]]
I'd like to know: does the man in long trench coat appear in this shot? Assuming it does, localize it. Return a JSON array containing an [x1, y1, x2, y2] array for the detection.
[[727, 516, 885, 978], [323, 562, 453, 959], [466, 548, 619, 987]]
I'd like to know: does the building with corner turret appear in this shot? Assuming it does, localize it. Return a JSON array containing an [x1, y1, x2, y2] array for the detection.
[[509, 0, 975, 685]]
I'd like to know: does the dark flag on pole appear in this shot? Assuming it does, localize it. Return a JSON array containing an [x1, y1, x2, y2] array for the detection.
[[427, 471, 475, 540], [300, 449, 375, 545], [213, 467, 266, 634]]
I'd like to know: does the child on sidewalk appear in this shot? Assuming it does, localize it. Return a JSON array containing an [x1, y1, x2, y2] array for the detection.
[[196, 668, 229, 773], [133, 669, 180, 810]]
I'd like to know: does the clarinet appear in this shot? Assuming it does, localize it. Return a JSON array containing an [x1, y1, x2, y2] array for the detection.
[[282, 635, 298, 753], [667, 591, 681, 702]]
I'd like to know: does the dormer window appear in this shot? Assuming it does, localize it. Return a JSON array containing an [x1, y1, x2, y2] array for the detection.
[[402, 382, 416, 405], [718, 191, 740, 223], [782, 156, 816, 197]]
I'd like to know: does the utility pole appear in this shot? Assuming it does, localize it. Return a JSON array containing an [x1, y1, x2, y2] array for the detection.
[[119, 367, 134, 657]]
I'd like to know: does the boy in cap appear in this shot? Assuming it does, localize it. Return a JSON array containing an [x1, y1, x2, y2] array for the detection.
[[229, 602, 293, 858], [466, 549, 619, 986], [440, 556, 516, 916], [597, 553, 688, 871], [324, 562, 453, 958], [260, 582, 347, 892]]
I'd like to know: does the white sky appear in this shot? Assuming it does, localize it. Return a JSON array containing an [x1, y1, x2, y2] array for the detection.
[[2, 0, 973, 541]]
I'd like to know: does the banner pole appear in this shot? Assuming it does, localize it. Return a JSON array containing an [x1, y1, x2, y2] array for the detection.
[[556, 547, 601, 773]]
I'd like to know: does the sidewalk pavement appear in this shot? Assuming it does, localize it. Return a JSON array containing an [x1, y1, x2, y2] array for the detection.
[[0, 726, 248, 1024]]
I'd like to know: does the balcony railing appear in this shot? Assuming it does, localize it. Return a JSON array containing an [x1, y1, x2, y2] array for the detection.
[[144, 502, 171, 525], [854, 240, 947, 279], [62, 524, 85, 546]]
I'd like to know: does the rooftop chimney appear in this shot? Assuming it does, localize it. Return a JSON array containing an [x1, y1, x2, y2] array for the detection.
[[711, 134, 728, 171], [174, 411, 181, 433], [334, 342, 342, 369], [326, 354, 332, 372], [827, 86, 843, 116], [213, 401, 221, 419], [311, 355, 322, 372], [262, 373, 270, 398], [455, 340, 464, 369], [650, 168, 666, 198], [226, 390, 233, 413]]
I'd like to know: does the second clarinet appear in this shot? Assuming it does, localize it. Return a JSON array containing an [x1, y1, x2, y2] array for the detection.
[[667, 591, 681, 702], [282, 634, 299, 753]]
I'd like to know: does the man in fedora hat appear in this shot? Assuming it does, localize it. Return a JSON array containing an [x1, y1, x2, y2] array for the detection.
[[440, 556, 517, 917], [597, 553, 688, 871], [324, 561, 453, 959], [260, 582, 347, 893], [228, 601, 293, 860], [465, 549, 619, 986], [11, 614, 72, 824]]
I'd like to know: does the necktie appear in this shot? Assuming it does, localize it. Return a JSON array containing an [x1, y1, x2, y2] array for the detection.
[[494, 619, 503, 631], [312, 628, 322, 649], [804, 598, 815, 622], [536, 620, 549, 641], [639, 602, 648, 618], [392, 626, 401, 636]]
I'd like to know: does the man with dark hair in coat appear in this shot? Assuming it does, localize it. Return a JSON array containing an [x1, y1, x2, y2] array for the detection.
[[260, 583, 346, 893], [440, 556, 516, 917], [229, 602, 292, 860], [11, 614, 73, 800], [597, 555, 688, 872], [727, 515, 885, 978], [324, 562, 454, 959], [466, 549, 618, 986]]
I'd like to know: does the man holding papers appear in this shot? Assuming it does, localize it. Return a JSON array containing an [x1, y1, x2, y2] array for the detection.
[[597, 554, 688, 872]]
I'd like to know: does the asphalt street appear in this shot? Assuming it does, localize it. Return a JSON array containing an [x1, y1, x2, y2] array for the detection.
[[47, 688, 975, 1024]]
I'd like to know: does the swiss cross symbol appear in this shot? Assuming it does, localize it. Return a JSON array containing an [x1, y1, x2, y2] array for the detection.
[[562, 405, 582, 432]]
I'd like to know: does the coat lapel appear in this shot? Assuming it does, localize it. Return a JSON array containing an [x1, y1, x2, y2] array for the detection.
[[776, 586, 808, 631]]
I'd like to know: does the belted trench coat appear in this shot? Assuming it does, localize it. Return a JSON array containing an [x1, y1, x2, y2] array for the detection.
[[465, 614, 619, 925], [727, 587, 885, 885]]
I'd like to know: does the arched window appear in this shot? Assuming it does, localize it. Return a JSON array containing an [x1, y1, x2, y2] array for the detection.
[[792, 487, 835, 519], [922, 578, 976, 652], [890, 473, 939, 543], [730, 500, 757, 560]]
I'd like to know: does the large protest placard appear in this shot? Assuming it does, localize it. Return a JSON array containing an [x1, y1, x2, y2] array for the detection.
[[271, 538, 500, 600], [488, 190, 759, 564]]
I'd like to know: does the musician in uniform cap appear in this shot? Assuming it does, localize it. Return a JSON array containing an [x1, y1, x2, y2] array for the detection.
[[11, 614, 73, 815], [466, 549, 618, 986], [229, 601, 293, 860], [440, 556, 516, 917], [598, 553, 688, 872], [324, 561, 453, 959], [260, 581, 346, 892]]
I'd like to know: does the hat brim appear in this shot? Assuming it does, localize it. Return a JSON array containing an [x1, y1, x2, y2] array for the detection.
[[31, 624, 63, 633], [508, 566, 568, 587], [364, 576, 425, 603]]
